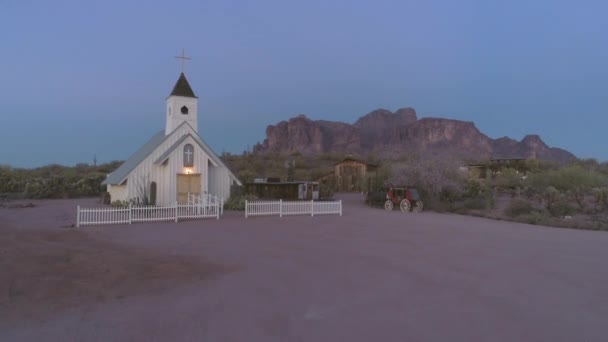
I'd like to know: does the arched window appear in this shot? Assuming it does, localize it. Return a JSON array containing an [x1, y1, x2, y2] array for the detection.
[[181, 105, 189, 114], [183, 144, 194, 167]]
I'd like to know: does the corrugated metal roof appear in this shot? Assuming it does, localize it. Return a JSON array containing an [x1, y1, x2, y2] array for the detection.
[[101, 131, 167, 185]]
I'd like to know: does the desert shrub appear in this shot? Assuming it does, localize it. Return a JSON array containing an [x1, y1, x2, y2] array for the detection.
[[463, 177, 483, 197], [24, 177, 69, 198], [494, 168, 524, 194], [592, 187, 608, 211], [422, 197, 451, 213], [526, 165, 606, 210], [590, 214, 608, 228], [224, 194, 257, 211], [463, 196, 490, 210], [504, 198, 536, 218], [390, 156, 466, 198], [548, 199, 576, 217], [111, 200, 130, 208], [69, 174, 105, 197], [319, 183, 334, 200], [223, 184, 253, 210], [516, 211, 546, 225], [1, 161, 120, 199]]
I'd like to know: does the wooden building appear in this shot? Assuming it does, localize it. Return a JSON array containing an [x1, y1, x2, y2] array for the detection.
[[318, 157, 378, 192], [245, 181, 320, 200], [467, 158, 528, 179]]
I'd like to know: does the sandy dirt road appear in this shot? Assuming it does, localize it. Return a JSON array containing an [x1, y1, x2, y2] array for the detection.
[[1, 194, 607, 341]]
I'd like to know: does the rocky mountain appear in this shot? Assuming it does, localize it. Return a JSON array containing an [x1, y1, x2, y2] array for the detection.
[[253, 108, 576, 163]]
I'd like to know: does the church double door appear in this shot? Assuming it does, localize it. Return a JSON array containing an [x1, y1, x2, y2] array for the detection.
[[177, 174, 201, 204]]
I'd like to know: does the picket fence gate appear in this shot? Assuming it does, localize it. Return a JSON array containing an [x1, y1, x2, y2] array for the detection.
[[76, 201, 220, 227], [187, 193, 224, 216], [245, 199, 342, 218]]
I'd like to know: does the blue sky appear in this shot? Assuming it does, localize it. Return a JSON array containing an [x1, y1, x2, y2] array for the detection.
[[1, 0, 606, 167]]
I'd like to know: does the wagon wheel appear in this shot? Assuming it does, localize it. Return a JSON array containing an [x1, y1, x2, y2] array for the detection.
[[412, 200, 424, 213], [384, 200, 394, 211], [399, 199, 411, 212]]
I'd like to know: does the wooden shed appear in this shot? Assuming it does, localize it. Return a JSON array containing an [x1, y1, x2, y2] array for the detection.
[[318, 157, 377, 192], [245, 181, 319, 200], [467, 158, 528, 179]]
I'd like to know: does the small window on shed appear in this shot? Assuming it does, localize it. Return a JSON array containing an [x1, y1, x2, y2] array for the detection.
[[181, 106, 189, 114]]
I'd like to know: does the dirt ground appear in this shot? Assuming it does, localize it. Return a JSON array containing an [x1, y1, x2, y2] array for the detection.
[[1, 194, 607, 341]]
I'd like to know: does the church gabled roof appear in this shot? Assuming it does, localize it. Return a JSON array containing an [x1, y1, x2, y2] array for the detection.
[[101, 131, 167, 186], [169, 73, 197, 98], [102, 122, 241, 186]]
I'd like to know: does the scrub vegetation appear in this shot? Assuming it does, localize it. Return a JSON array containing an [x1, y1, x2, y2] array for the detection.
[[2, 155, 607, 230], [0, 161, 121, 199]]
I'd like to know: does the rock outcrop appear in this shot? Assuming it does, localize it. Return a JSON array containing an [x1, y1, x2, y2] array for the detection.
[[253, 108, 576, 163]]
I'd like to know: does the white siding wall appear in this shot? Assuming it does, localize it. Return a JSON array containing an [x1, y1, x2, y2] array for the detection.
[[107, 184, 128, 202], [208, 164, 233, 200], [166, 96, 198, 135], [124, 125, 210, 206], [118, 124, 237, 206]]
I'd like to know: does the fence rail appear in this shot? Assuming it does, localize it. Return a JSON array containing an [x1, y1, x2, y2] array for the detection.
[[187, 193, 224, 216], [245, 200, 342, 218], [77, 207, 130, 226], [77, 201, 220, 227]]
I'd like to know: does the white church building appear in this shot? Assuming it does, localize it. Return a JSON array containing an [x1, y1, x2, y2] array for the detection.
[[102, 71, 241, 205]]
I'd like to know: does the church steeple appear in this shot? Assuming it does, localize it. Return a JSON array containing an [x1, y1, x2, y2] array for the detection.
[[169, 73, 197, 98], [165, 50, 199, 135], [166, 72, 199, 135]]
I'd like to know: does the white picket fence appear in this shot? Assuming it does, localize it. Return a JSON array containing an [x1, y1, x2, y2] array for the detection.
[[77, 201, 220, 227], [245, 199, 342, 218], [187, 193, 224, 216]]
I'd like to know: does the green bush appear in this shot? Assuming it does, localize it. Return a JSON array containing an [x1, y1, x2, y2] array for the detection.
[[224, 194, 257, 211], [504, 198, 536, 218], [422, 196, 450, 213], [111, 200, 130, 208], [2, 162, 119, 199], [548, 200, 576, 217], [516, 211, 546, 225], [462, 196, 488, 210]]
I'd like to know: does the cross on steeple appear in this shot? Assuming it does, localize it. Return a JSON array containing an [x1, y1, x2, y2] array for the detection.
[[174, 48, 191, 73]]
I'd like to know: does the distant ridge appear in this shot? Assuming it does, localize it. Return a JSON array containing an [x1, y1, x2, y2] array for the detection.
[[253, 108, 576, 163]]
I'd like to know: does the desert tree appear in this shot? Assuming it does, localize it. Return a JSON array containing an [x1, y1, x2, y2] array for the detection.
[[552, 165, 605, 210], [389, 155, 466, 206], [592, 187, 608, 212], [494, 168, 524, 197], [132, 174, 151, 205]]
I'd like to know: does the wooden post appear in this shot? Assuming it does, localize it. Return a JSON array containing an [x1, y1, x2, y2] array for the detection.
[[128, 203, 132, 224], [216, 201, 220, 220], [220, 197, 224, 216], [245, 200, 248, 218], [279, 199, 283, 218], [340, 200, 343, 216], [175, 201, 179, 223], [76, 205, 80, 228], [311, 200, 314, 217]]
